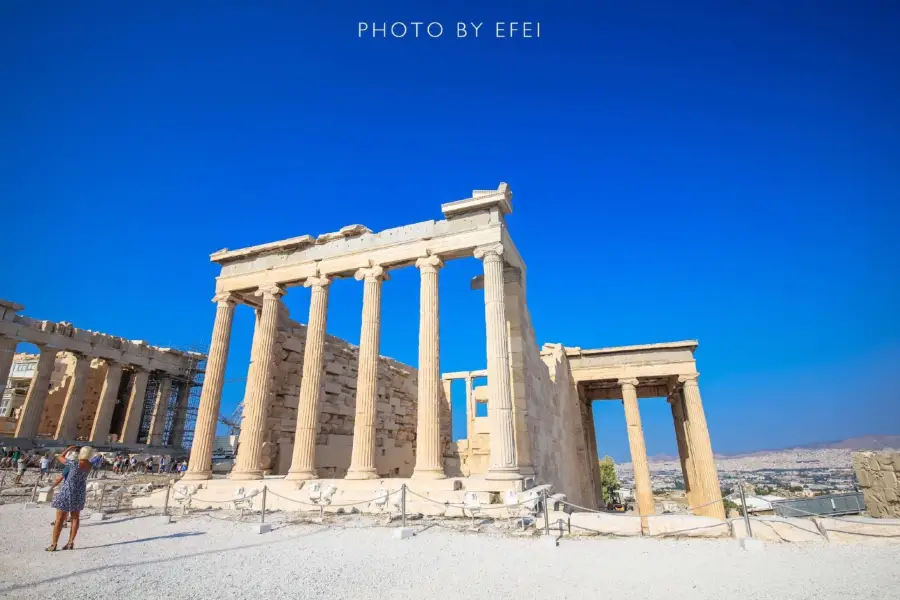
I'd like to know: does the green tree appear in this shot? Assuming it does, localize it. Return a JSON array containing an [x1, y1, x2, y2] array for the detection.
[[598, 456, 620, 504]]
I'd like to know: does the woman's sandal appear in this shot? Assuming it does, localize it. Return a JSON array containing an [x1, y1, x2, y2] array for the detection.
[[61, 543, 74, 550], [45, 544, 57, 552]]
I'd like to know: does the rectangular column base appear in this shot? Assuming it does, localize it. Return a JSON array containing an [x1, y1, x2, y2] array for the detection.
[[156, 515, 173, 524], [740, 538, 765, 552], [393, 527, 415, 539], [23, 502, 39, 509], [90, 512, 107, 521]]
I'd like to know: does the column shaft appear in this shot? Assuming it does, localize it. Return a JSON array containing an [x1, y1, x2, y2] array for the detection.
[[231, 286, 283, 480], [346, 266, 386, 480], [146, 376, 172, 445], [464, 376, 474, 439], [680, 375, 725, 519], [168, 380, 193, 447], [89, 362, 123, 443], [412, 255, 445, 479], [286, 276, 331, 480], [670, 390, 698, 507], [474, 244, 520, 480], [621, 378, 654, 531], [55, 354, 92, 441], [15, 348, 58, 438], [184, 294, 236, 480], [120, 368, 150, 444], [0, 337, 17, 406]]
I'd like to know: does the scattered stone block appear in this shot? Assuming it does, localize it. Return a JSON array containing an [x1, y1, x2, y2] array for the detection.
[[569, 512, 641, 537], [23, 502, 39, 509], [815, 516, 900, 546], [393, 527, 415, 539], [646, 514, 730, 538], [90, 512, 107, 521], [731, 516, 825, 543]]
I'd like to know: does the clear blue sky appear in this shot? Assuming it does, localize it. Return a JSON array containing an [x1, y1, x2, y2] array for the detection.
[[1, 1, 898, 462]]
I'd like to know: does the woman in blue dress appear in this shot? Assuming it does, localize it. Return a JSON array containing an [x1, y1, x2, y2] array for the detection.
[[47, 445, 94, 551]]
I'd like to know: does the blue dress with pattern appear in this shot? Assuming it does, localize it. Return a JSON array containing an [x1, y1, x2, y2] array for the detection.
[[51, 459, 91, 512]]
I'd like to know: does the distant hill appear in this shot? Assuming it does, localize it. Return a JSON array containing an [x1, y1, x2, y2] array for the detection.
[[721, 435, 900, 458]]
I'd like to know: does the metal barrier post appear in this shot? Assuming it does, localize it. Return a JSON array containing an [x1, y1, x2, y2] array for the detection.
[[401, 484, 407, 528], [542, 489, 550, 536], [0, 471, 5, 494], [163, 481, 171, 516], [738, 482, 753, 538], [261, 486, 267, 524], [31, 482, 38, 503], [98, 484, 105, 512]]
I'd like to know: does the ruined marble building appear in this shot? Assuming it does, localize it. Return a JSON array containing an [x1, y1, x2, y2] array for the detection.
[[0, 300, 205, 448], [182, 183, 726, 520]]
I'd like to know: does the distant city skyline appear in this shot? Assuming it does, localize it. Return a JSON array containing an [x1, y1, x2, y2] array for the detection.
[[2, 1, 898, 460]]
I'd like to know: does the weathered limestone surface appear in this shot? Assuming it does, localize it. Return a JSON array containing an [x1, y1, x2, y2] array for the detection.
[[731, 516, 825, 543], [645, 514, 731, 538], [853, 451, 900, 518], [814, 516, 900, 545], [262, 306, 419, 478], [15, 349, 58, 438], [569, 512, 642, 537]]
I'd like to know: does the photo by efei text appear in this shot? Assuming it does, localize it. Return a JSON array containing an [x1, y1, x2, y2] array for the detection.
[[358, 22, 541, 39]]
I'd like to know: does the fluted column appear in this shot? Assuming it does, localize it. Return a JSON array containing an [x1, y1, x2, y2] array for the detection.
[[620, 378, 654, 531], [464, 375, 474, 438], [15, 347, 58, 438], [346, 265, 387, 480], [231, 285, 284, 480], [412, 255, 445, 479], [286, 276, 332, 480], [679, 374, 725, 519], [0, 337, 17, 406], [119, 368, 150, 444], [55, 354, 92, 441], [474, 243, 520, 480], [669, 389, 698, 507], [168, 380, 193, 447], [185, 293, 236, 480], [89, 361, 123, 443], [146, 376, 172, 445]]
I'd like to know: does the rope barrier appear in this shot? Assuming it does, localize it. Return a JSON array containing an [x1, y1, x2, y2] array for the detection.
[[265, 487, 394, 509]]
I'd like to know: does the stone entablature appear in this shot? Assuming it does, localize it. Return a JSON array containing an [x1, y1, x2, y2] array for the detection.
[[0, 299, 205, 447], [0, 304, 200, 378]]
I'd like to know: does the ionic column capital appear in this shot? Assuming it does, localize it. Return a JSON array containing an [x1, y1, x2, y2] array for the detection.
[[354, 265, 388, 282], [303, 275, 332, 289], [618, 378, 640, 389], [415, 255, 444, 272], [212, 292, 238, 306], [255, 285, 286, 300], [678, 373, 700, 386], [473, 243, 504, 261]]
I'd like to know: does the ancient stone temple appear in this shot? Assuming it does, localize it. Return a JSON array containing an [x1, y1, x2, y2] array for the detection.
[[180, 183, 725, 520], [0, 300, 205, 448]]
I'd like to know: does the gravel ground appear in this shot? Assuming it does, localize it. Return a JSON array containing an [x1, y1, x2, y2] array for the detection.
[[1, 504, 898, 600]]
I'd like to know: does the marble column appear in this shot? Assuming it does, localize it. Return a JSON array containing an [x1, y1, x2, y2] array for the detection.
[[0, 337, 17, 405], [679, 374, 725, 520], [412, 255, 445, 479], [168, 380, 193, 447], [669, 389, 698, 507], [504, 268, 534, 476], [464, 375, 474, 439], [146, 376, 172, 445], [185, 293, 236, 480], [15, 347, 58, 438], [346, 265, 387, 480], [620, 378, 654, 530], [286, 276, 332, 480], [231, 285, 283, 480], [120, 368, 150, 444], [89, 361, 123, 443], [54, 354, 92, 441], [474, 243, 520, 480]]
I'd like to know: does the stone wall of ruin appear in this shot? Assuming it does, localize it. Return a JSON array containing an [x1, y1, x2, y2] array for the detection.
[[530, 341, 595, 508], [264, 309, 421, 477], [36, 354, 110, 438], [853, 451, 900, 518]]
